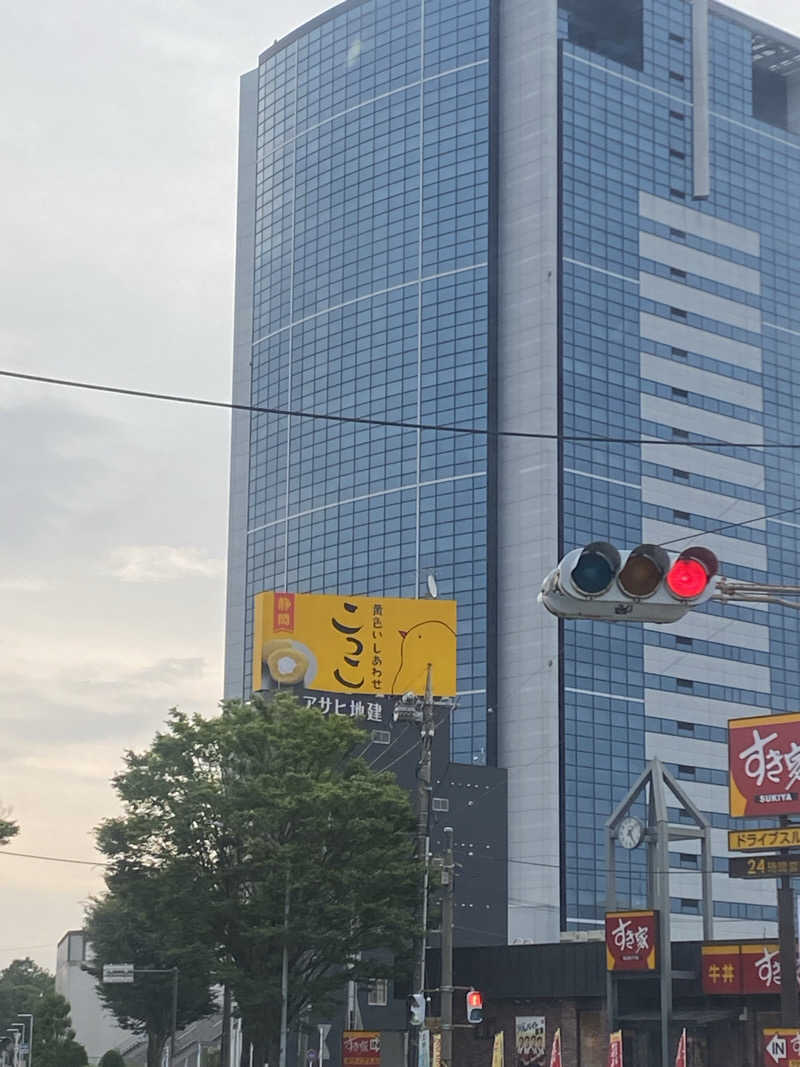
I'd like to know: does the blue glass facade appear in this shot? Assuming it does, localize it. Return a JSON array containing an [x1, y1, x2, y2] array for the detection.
[[230, 0, 800, 940], [559, 0, 800, 929], [240, 0, 491, 765]]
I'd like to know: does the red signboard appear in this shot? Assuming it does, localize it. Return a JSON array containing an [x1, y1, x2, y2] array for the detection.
[[605, 910, 658, 971], [702, 944, 742, 994], [342, 1032, 381, 1067], [729, 713, 800, 817], [763, 1029, 800, 1067], [742, 944, 782, 994]]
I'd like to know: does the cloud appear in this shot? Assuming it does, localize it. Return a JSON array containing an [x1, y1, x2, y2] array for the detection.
[[106, 545, 225, 583], [0, 577, 48, 592]]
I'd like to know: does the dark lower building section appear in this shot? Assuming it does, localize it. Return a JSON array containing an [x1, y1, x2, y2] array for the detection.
[[440, 941, 781, 1067]]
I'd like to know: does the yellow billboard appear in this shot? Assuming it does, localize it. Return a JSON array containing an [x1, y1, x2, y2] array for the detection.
[[253, 591, 457, 697]]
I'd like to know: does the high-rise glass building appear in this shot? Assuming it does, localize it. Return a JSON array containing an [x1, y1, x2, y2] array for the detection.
[[226, 0, 800, 944]]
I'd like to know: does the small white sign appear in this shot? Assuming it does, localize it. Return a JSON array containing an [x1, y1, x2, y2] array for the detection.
[[103, 963, 135, 983]]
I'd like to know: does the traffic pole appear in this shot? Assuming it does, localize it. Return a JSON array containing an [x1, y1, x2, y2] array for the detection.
[[440, 827, 454, 1067]]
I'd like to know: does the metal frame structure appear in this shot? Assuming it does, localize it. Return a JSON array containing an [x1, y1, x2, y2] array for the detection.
[[606, 759, 714, 1067]]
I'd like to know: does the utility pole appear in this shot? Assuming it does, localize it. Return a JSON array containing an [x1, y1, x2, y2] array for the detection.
[[415, 667, 434, 994], [778, 817, 800, 1025], [395, 665, 435, 1067], [440, 827, 454, 1067], [171, 967, 179, 1062]]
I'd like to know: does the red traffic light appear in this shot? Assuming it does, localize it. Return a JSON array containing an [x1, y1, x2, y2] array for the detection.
[[666, 547, 718, 600]]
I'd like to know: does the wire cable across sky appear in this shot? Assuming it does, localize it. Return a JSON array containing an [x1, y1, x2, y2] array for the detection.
[[3, 367, 800, 450]]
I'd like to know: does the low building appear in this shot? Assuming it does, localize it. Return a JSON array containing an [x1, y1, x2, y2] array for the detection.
[[55, 931, 131, 1065]]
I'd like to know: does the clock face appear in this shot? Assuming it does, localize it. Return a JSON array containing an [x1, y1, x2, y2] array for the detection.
[[618, 815, 644, 850]]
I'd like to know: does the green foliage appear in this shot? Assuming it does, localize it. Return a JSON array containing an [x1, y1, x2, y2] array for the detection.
[[0, 958, 88, 1067], [99, 1050, 126, 1067], [0, 806, 18, 845], [85, 868, 215, 1067], [96, 694, 419, 1064]]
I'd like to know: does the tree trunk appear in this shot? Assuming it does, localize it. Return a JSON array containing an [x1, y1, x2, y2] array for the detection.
[[147, 1031, 167, 1067]]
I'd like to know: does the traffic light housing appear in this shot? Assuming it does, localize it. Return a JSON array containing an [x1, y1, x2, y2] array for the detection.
[[539, 542, 719, 623], [408, 993, 426, 1027], [466, 988, 483, 1024]]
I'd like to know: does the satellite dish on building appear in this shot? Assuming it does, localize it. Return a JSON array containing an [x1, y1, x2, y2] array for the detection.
[[427, 574, 439, 599]]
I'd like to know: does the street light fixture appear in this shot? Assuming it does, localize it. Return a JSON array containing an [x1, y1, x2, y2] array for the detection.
[[17, 1015, 33, 1067]]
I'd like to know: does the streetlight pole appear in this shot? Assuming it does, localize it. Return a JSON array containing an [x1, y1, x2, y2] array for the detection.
[[18, 1015, 32, 1067]]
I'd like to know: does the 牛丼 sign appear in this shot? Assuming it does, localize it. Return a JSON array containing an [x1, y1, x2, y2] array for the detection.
[[702, 943, 784, 995], [729, 712, 800, 817], [605, 910, 658, 971]]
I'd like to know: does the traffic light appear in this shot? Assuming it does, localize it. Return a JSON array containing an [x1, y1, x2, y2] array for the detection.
[[539, 542, 719, 623], [466, 988, 483, 1024], [408, 993, 426, 1027]]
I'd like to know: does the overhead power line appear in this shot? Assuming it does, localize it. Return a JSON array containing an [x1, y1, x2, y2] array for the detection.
[[1, 367, 797, 450], [0, 848, 107, 868]]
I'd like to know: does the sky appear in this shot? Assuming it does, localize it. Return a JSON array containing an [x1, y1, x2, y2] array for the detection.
[[1, 0, 800, 978]]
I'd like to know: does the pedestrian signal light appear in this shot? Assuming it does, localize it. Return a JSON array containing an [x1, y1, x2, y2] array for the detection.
[[408, 993, 426, 1027], [539, 542, 720, 623], [466, 989, 483, 1024]]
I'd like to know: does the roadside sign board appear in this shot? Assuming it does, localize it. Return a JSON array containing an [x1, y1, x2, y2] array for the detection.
[[743, 944, 781, 994], [605, 910, 658, 971], [729, 713, 800, 817], [342, 1032, 380, 1067], [729, 827, 800, 851], [763, 1029, 800, 1067], [102, 963, 134, 983], [730, 854, 800, 879]]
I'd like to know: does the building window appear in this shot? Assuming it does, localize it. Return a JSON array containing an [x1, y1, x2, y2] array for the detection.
[[561, 0, 643, 70], [368, 978, 389, 1006]]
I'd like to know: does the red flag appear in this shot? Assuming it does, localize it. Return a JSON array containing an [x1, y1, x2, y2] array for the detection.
[[608, 1031, 623, 1067], [549, 1029, 562, 1067], [675, 1029, 686, 1067]]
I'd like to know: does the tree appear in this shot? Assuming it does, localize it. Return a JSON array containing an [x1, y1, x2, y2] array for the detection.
[[96, 695, 419, 1066], [0, 958, 88, 1067], [0, 804, 18, 845], [99, 1049, 126, 1067], [85, 867, 215, 1067]]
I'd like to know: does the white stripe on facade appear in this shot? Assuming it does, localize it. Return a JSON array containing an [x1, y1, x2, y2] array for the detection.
[[640, 352, 763, 411], [640, 441, 765, 489], [639, 192, 761, 255], [641, 518, 768, 571], [640, 395, 764, 445], [247, 470, 487, 535], [251, 262, 489, 348], [640, 313, 762, 371], [563, 468, 641, 490], [641, 476, 766, 528], [639, 233, 761, 294], [644, 646, 771, 692], [639, 274, 762, 333]]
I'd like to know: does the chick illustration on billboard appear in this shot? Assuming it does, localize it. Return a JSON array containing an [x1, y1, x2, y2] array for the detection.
[[253, 591, 457, 697]]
